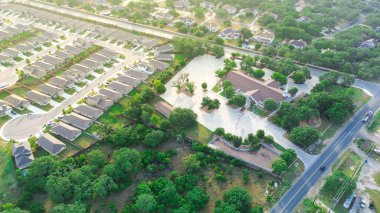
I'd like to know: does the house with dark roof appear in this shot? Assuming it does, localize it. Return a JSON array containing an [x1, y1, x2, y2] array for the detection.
[[12, 142, 34, 169], [74, 104, 103, 120], [80, 59, 102, 70], [289, 39, 307, 48], [25, 90, 52, 106], [99, 88, 123, 101], [49, 76, 74, 88], [126, 69, 149, 80], [155, 101, 174, 118], [155, 53, 174, 62], [51, 122, 82, 141], [37, 133, 66, 155], [97, 48, 119, 59], [150, 60, 170, 71], [86, 94, 113, 110], [4, 94, 30, 109], [219, 28, 240, 40], [155, 44, 174, 53], [224, 70, 285, 106], [62, 112, 93, 130], [39, 83, 63, 98], [108, 81, 133, 95], [117, 75, 141, 87]]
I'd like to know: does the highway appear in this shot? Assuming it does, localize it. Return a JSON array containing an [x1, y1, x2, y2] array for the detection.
[[270, 98, 380, 213], [10, 1, 380, 211]]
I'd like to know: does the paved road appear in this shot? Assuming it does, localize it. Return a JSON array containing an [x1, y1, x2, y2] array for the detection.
[[270, 97, 380, 213], [0, 52, 143, 141]]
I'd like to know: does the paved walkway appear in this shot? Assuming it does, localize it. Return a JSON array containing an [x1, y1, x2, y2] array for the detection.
[[0, 51, 143, 141]]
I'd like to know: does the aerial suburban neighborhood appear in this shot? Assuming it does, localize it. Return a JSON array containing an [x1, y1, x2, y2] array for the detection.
[[0, 0, 380, 212]]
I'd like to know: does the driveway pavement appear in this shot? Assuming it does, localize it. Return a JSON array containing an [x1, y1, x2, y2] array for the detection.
[[0, 51, 143, 141], [160, 55, 317, 168]]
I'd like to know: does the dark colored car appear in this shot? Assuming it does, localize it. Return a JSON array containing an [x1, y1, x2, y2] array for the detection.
[[320, 166, 326, 171]]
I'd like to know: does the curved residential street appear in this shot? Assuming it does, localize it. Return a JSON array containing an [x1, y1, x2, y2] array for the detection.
[[1, 51, 143, 141]]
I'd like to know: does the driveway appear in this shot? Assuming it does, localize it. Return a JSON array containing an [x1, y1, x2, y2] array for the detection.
[[160, 55, 317, 168], [0, 51, 144, 141]]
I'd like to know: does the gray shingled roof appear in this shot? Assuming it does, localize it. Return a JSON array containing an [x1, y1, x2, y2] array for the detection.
[[126, 69, 149, 80], [39, 83, 62, 97], [51, 122, 81, 141], [108, 81, 133, 95], [62, 112, 93, 130], [86, 94, 113, 110], [74, 104, 103, 120], [4, 94, 30, 109], [117, 75, 141, 87], [25, 90, 52, 105], [99, 88, 123, 101], [12, 142, 34, 169], [37, 133, 66, 155]]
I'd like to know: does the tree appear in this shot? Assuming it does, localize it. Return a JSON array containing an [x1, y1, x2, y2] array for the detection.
[[240, 28, 253, 41], [154, 80, 166, 94], [264, 98, 278, 112], [289, 126, 320, 147], [159, 119, 171, 131], [214, 127, 225, 136], [135, 194, 157, 213], [326, 102, 350, 124], [185, 187, 209, 211], [45, 176, 73, 203], [256, 129, 265, 139], [143, 130, 165, 148], [303, 198, 326, 213], [51, 202, 87, 213], [252, 69, 265, 79], [321, 171, 356, 199], [222, 186, 252, 213], [183, 154, 201, 172], [291, 70, 306, 84], [67, 0, 79, 7], [23, 156, 56, 192], [215, 202, 240, 213], [93, 175, 118, 197], [194, 8, 205, 19], [271, 72, 287, 85], [272, 158, 288, 174], [201, 82, 207, 91], [173, 37, 205, 59], [223, 86, 235, 99], [169, 108, 197, 129], [280, 149, 297, 165], [227, 94, 246, 108], [223, 20, 231, 27], [86, 150, 105, 169], [288, 87, 298, 97], [211, 45, 225, 58]]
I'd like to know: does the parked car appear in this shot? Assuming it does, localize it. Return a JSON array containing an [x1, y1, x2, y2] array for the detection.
[[362, 111, 374, 123]]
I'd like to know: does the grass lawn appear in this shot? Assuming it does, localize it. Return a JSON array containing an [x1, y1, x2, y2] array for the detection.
[[1, 62, 13, 67], [332, 150, 362, 177], [31, 103, 53, 111], [14, 56, 23, 62], [94, 69, 105, 74], [18, 76, 39, 85], [97, 103, 131, 129], [368, 111, 380, 132], [374, 172, 380, 186], [74, 133, 97, 149], [366, 189, 380, 211], [0, 115, 11, 128], [23, 52, 33, 57], [9, 86, 30, 97], [12, 107, 32, 115], [0, 91, 10, 100], [55, 69, 66, 76], [85, 75, 96, 81], [249, 105, 268, 117], [174, 53, 186, 65], [58, 142, 82, 158], [117, 96, 129, 106], [64, 88, 77, 95], [53, 96, 65, 103], [184, 123, 213, 144], [75, 82, 87, 87]]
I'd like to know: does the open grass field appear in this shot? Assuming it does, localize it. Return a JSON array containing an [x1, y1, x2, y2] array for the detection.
[[31, 103, 53, 111], [0, 115, 12, 127], [374, 172, 380, 186], [18, 76, 40, 85], [57, 142, 81, 158], [332, 150, 362, 177]]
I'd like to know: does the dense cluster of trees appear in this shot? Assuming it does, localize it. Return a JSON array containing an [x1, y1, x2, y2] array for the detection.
[[216, 58, 237, 78], [173, 37, 224, 60], [272, 72, 356, 146], [321, 170, 357, 200]]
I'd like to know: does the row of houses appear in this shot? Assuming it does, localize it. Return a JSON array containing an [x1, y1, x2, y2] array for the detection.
[[5, 4, 161, 49]]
